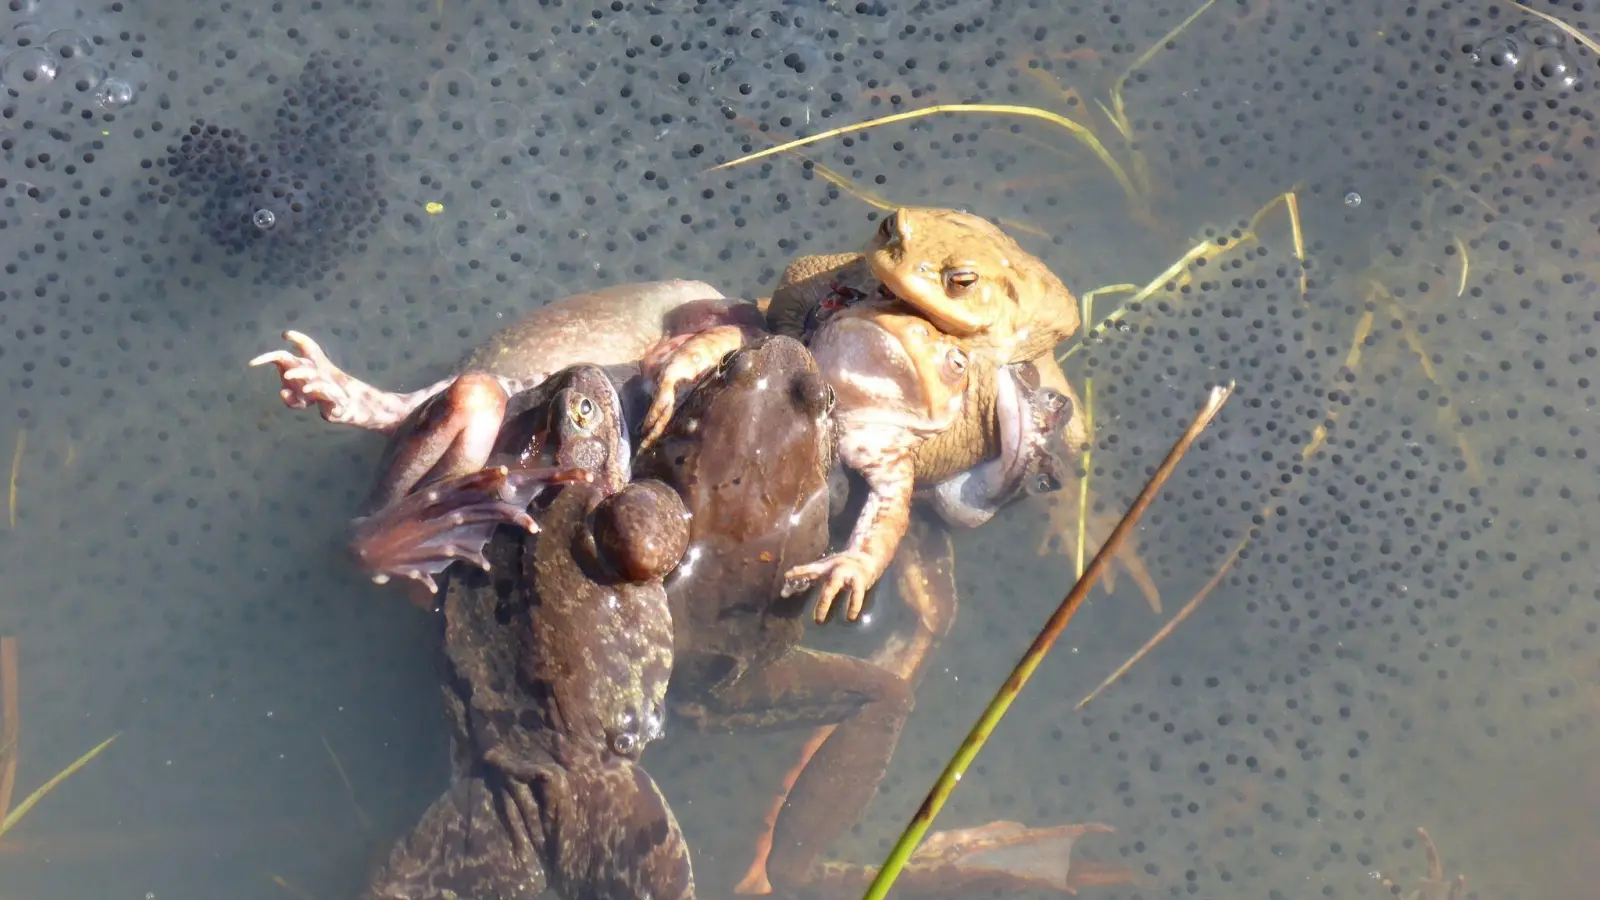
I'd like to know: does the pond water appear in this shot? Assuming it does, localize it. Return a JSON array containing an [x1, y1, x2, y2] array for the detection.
[[1, 0, 1595, 898]]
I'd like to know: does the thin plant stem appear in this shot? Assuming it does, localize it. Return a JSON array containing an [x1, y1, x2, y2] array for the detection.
[[861, 383, 1234, 900]]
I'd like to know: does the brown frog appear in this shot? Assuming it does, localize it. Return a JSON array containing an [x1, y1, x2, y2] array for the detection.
[[362, 392, 698, 900], [919, 358, 1075, 529], [636, 333, 1132, 898], [249, 280, 765, 591], [767, 206, 1081, 366], [636, 210, 1101, 620], [347, 364, 632, 595], [769, 209, 1161, 613], [781, 301, 974, 622]]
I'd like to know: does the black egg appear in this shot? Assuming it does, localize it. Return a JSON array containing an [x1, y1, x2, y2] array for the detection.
[[154, 51, 385, 286]]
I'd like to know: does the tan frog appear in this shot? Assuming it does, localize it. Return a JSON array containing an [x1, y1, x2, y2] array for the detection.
[[767, 206, 1080, 366], [767, 208, 1160, 612]]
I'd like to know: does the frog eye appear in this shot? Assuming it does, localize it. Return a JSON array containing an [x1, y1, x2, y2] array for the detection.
[[943, 347, 969, 381], [877, 212, 899, 242], [1040, 389, 1068, 412], [568, 393, 599, 431], [1032, 471, 1063, 494], [721, 348, 757, 382], [944, 268, 979, 292], [609, 729, 640, 758]]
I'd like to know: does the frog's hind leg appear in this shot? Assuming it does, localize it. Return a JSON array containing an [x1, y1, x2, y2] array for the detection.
[[349, 464, 591, 594], [361, 772, 551, 900], [250, 330, 451, 433], [801, 822, 1137, 900], [679, 647, 913, 894], [739, 516, 957, 895], [366, 371, 513, 511]]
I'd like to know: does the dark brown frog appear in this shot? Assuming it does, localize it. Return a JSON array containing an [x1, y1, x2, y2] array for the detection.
[[635, 334, 1133, 899], [361, 392, 697, 900]]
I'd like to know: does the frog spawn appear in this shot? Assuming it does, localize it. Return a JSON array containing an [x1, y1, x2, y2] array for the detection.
[[148, 51, 385, 285]]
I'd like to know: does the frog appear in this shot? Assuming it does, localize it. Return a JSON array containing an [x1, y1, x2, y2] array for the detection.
[[779, 301, 974, 623], [249, 280, 765, 590], [633, 334, 1133, 897], [767, 206, 1081, 367], [347, 364, 630, 595], [920, 357, 1076, 529], [362, 473, 697, 900], [766, 208, 1162, 613]]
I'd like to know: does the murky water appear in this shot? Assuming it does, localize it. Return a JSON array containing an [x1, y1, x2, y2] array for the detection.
[[1, 0, 1595, 898]]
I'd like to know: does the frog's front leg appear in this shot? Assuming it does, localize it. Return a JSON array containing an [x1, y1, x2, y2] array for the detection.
[[784, 455, 914, 623], [362, 772, 549, 900], [766, 252, 865, 339], [637, 324, 757, 450], [675, 647, 913, 895], [250, 330, 452, 433]]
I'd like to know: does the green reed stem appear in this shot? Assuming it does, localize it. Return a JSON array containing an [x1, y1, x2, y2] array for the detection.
[[861, 382, 1235, 900]]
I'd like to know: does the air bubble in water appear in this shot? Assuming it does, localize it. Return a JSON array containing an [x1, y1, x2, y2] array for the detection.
[[1344, 192, 1362, 208], [94, 76, 136, 109]]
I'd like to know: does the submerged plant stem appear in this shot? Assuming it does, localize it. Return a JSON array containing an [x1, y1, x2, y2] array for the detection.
[[862, 383, 1234, 900], [0, 637, 16, 822], [707, 103, 1139, 207]]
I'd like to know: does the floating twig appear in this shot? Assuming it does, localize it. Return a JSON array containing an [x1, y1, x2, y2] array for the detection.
[[0, 638, 119, 839], [862, 383, 1234, 900], [0, 733, 119, 838], [1510, 1, 1600, 55]]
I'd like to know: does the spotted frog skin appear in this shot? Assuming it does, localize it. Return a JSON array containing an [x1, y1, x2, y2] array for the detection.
[[250, 280, 764, 591], [361, 394, 697, 900]]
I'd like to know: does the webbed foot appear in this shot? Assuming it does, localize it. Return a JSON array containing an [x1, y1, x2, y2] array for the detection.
[[783, 550, 876, 624], [806, 821, 1135, 899], [251, 330, 438, 432], [1037, 492, 1163, 614], [349, 464, 592, 593]]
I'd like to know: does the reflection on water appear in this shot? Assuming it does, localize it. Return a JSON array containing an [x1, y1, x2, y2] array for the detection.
[[1, 0, 1596, 897]]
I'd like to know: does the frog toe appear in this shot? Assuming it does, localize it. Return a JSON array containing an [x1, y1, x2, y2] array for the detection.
[[785, 553, 874, 623], [251, 330, 418, 431], [350, 465, 588, 589]]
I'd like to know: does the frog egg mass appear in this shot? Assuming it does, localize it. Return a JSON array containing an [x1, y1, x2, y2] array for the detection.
[[1, 0, 1597, 898], [146, 52, 385, 286]]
